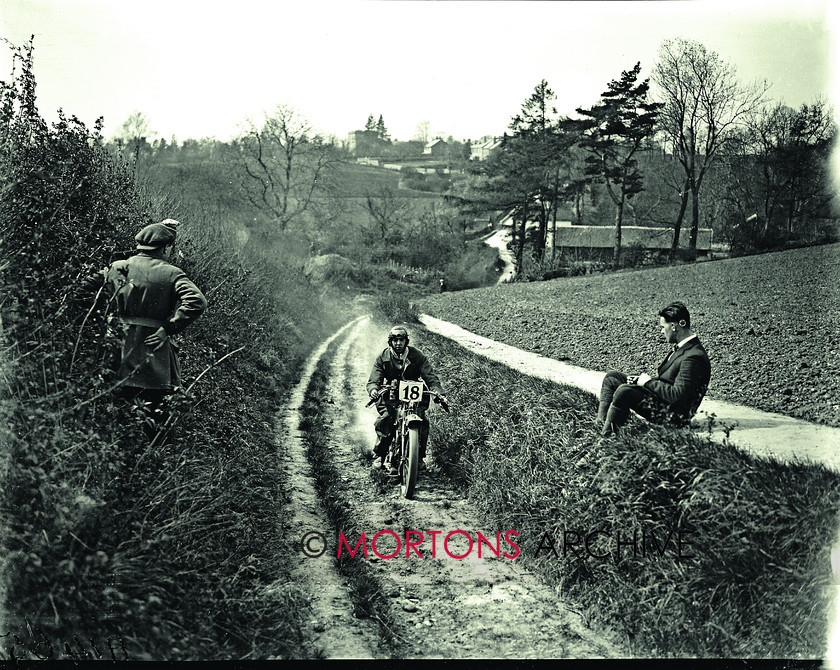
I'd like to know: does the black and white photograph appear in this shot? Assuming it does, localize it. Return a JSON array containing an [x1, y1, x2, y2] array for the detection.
[[1, 0, 838, 662]]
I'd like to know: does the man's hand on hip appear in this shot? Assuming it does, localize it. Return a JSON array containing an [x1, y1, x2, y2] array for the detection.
[[144, 326, 169, 351]]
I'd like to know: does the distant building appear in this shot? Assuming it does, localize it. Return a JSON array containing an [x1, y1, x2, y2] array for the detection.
[[423, 137, 448, 156], [347, 129, 389, 157], [549, 221, 713, 256], [470, 136, 503, 161], [346, 130, 366, 153]]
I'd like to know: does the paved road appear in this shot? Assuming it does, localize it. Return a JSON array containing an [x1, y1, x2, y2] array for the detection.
[[419, 314, 840, 473]]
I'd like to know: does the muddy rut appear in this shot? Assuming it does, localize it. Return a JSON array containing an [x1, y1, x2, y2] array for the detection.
[[280, 315, 623, 659]]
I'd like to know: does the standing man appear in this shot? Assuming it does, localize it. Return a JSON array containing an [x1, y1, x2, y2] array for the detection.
[[597, 301, 711, 436], [85, 220, 207, 439], [366, 326, 446, 471]]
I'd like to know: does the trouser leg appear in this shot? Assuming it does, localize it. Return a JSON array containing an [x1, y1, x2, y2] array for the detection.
[[373, 406, 395, 459], [117, 386, 169, 442], [601, 402, 630, 436], [598, 371, 627, 428], [597, 400, 610, 425], [601, 382, 669, 436]]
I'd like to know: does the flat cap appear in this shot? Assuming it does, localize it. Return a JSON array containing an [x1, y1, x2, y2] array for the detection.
[[135, 223, 176, 251], [159, 218, 180, 234]]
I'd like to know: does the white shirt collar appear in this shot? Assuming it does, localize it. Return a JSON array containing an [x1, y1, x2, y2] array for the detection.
[[675, 334, 697, 349]]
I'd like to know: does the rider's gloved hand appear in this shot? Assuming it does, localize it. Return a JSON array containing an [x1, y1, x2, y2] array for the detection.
[[369, 388, 381, 400], [434, 394, 448, 405]]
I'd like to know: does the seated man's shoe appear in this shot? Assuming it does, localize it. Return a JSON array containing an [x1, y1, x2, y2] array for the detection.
[[601, 403, 629, 437], [371, 458, 385, 470], [418, 460, 427, 473]]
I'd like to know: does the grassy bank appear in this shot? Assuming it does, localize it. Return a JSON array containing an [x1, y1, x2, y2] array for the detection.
[[413, 326, 840, 658], [0, 43, 350, 660]]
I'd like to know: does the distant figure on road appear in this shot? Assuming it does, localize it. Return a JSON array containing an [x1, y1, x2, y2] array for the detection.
[[439, 278, 447, 293], [597, 301, 711, 436], [366, 326, 446, 471], [84, 220, 207, 440]]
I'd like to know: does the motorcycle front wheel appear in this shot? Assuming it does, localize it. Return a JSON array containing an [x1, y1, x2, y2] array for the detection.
[[400, 426, 420, 499]]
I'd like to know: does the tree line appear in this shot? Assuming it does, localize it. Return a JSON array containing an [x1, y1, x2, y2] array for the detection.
[[111, 36, 836, 279], [450, 37, 836, 270]]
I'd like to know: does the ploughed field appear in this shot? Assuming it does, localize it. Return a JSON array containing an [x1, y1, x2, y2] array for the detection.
[[419, 243, 840, 428]]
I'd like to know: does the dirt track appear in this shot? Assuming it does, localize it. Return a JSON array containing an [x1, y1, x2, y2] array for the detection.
[[280, 316, 623, 659]]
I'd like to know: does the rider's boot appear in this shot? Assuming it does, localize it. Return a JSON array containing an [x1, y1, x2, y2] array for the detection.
[[418, 422, 430, 470], [372, 433, 390, 470]]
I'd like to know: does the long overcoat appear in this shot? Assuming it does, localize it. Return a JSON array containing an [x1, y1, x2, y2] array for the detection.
[[88, 252, 207, 391]]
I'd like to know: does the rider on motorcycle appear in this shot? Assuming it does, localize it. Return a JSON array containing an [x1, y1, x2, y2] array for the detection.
[[366, 326, 447, 471]]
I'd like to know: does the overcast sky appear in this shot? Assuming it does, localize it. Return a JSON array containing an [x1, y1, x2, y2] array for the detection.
[[1, 0, 836, 143]]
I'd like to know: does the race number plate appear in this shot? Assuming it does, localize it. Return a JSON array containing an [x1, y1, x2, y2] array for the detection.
[[399, 381, 424, 403]]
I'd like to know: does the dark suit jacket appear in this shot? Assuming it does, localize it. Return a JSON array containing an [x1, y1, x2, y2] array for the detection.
[[643, 337, 711, 420]]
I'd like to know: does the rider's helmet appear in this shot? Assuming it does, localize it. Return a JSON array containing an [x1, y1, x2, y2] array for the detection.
[[388, 326, 409, 354]]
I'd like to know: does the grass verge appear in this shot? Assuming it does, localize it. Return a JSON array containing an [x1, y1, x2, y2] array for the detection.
[[415, 326, 840, 658]]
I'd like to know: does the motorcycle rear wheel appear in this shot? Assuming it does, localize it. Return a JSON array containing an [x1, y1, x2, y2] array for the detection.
[[400, 426, 420, 499]]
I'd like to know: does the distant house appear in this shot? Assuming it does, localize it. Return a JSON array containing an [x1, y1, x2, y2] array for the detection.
[[423, 137, 447, 156], [347, 129, 389, 157], [470, 136, 503, 161], [346, 130, 367, 153]]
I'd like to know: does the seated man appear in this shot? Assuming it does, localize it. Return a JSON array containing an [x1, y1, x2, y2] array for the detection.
[[366, 326, 446, 470], [598, 301, 711, 436]]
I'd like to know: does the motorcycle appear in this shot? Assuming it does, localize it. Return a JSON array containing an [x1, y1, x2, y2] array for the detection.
[[366, 379, 449, 499]]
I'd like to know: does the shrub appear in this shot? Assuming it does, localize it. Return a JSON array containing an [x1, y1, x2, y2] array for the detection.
[[443, 243, 499, 290], [372, 293, 418, 324]]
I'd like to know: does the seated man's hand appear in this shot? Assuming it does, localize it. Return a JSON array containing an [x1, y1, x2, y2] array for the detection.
[[144, 326, 169, 351], [635, 373, 653, 386]]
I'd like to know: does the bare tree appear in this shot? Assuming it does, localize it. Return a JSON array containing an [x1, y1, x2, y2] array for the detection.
[[744, 100, 836, 236], [652, 38, 768, 253], [413, 121, 431, 144], [364, 184, 411, 243], [232, 104, 340, 232], [114, 110, 153, 165]]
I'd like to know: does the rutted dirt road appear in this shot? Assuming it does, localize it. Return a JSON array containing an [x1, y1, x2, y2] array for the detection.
[[280, 315, 622, 659]]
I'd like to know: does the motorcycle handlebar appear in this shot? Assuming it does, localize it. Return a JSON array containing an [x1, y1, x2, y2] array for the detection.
[[365, 383, 450, 412]]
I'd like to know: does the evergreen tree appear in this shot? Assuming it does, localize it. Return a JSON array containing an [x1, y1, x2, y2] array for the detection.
[[507, 80, 578, 264], [576, 63, 662, 267], [375, 114, 389, 141]]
